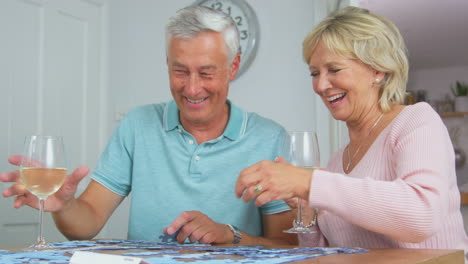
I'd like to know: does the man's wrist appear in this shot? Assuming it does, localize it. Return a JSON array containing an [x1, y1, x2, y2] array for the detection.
[[55, 198, 76, 214], [226, 224, 242, 244]]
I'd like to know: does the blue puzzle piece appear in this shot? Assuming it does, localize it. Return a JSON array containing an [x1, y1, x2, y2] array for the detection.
[[158, 229, 184, 243]]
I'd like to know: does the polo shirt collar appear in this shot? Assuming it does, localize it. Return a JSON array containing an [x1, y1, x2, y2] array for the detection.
[[165, 100, 180, 131], [164, 99, 246, 141]]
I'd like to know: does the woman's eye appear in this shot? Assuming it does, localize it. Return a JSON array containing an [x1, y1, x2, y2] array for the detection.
[[330, 68, 341, 73], [310, 72, 319, 77]]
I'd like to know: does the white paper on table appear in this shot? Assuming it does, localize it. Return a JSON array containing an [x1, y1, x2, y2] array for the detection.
[[70, 251, 149, 264]]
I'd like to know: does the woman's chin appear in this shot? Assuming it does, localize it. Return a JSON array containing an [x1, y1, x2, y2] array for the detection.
[[328, 109, 347, 121]]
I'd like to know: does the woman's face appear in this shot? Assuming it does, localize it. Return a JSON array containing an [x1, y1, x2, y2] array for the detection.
[[308, 41, 384, 122]]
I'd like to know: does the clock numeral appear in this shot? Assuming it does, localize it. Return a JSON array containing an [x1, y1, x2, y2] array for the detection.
[[208, 3, 231, 16], [210, 2, 222, 11], [206, 4, 243, 32], [240, 30, 248, 40], [234, 16, 243, 26]]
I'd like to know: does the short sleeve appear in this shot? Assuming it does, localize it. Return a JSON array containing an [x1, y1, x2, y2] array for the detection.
[[91, 114, 135, 196], [261, 200, 291, 215]]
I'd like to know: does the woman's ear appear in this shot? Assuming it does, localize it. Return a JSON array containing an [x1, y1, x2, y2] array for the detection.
[[374, 70, 385, 84]]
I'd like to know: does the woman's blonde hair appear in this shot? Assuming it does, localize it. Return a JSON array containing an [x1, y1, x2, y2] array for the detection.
[[303, 6, 409, 111]]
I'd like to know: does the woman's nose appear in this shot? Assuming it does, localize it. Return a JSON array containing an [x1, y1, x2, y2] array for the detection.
[[313, 73, 331, 94]]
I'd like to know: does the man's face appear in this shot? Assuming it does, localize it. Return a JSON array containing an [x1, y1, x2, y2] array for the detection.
[[167, 31, 239, 128]]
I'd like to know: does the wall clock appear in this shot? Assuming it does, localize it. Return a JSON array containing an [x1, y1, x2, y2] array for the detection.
[[192, 0, 259, 79]]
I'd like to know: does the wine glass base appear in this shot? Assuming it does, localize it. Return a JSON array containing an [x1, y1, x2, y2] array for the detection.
[[283, 226, 316, 234], [23, 241, 54, 251]]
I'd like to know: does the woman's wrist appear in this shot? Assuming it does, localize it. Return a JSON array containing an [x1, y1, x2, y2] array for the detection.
[[299, 166, 316, 200], [305, 208, 319, 228]]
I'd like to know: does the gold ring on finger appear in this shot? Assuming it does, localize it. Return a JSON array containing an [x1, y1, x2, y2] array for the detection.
[[254, 184, 263, 196]]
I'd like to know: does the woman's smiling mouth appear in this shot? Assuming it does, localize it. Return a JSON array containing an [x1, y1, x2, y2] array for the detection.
[[327, 93, 346, 104]]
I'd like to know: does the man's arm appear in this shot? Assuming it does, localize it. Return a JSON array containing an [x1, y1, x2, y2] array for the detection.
[[236, 210, 298, 246], [52, 180, 124, 240]]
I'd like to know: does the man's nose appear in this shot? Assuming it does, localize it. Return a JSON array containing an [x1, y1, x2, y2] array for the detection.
[[186, 74, 202, 95]]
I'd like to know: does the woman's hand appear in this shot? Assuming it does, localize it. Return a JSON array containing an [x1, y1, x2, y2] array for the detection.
[[235, 157, 313, 207]]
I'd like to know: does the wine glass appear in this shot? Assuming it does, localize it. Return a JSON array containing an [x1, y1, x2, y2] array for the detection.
[[20, 135, 67, 250], [283, 131, 320, 234]]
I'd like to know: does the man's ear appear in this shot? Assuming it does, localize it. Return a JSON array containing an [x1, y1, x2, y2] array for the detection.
[[229, 54, 241, 81]]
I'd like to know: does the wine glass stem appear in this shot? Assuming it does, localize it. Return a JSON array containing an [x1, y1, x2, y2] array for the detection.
[[37, 198, 46, 245], [297, 197, 303, 225]]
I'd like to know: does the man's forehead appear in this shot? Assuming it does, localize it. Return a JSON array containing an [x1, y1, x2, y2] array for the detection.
[[170, 61, 218, 70]]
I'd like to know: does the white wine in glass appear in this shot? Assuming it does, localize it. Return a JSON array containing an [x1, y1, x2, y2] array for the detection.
[[283, 131, 320, 234], [20, 135, 67, 250]]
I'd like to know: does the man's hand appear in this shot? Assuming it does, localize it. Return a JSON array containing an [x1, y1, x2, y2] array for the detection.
[[1, 155, 89, 212], [163, 211, 232, 244]]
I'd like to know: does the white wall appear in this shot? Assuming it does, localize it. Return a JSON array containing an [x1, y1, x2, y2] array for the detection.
[[102, 0, 341, 239]]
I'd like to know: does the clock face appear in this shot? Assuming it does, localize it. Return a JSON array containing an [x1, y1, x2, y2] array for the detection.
[[192, 0, 259, 78]]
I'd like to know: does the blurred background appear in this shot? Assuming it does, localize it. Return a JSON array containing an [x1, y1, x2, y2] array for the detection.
[[1, 0, 467, 245]]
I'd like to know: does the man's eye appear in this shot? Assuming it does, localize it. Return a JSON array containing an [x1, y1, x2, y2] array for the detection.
[[173, 69, 187, 75], [330, 68, 341, 73], [310, 72, 319, 77], [200, 72, 213, 77]]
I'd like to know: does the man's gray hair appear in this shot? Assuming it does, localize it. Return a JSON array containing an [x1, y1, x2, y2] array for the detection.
[[166, 6, 240, 64]]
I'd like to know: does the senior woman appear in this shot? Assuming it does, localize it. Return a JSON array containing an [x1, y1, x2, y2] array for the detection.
[[235, 6, 468, 255]]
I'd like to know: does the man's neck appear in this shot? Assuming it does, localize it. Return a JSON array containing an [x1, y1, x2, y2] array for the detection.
[[181, 104, 230, 144]]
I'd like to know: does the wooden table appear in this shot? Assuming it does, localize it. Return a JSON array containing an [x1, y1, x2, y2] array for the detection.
[[1, 244, 464, 263], [293, 248, 464, 264]]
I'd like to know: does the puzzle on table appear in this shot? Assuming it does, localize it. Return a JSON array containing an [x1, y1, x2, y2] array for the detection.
[[0, 239, 367, 264]]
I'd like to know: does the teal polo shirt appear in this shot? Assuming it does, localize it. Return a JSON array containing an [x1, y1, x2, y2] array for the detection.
[[91, 100, 290, 241]]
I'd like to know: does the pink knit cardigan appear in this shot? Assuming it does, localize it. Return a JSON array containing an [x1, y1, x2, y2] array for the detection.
[[301, 103, 468, 259]]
